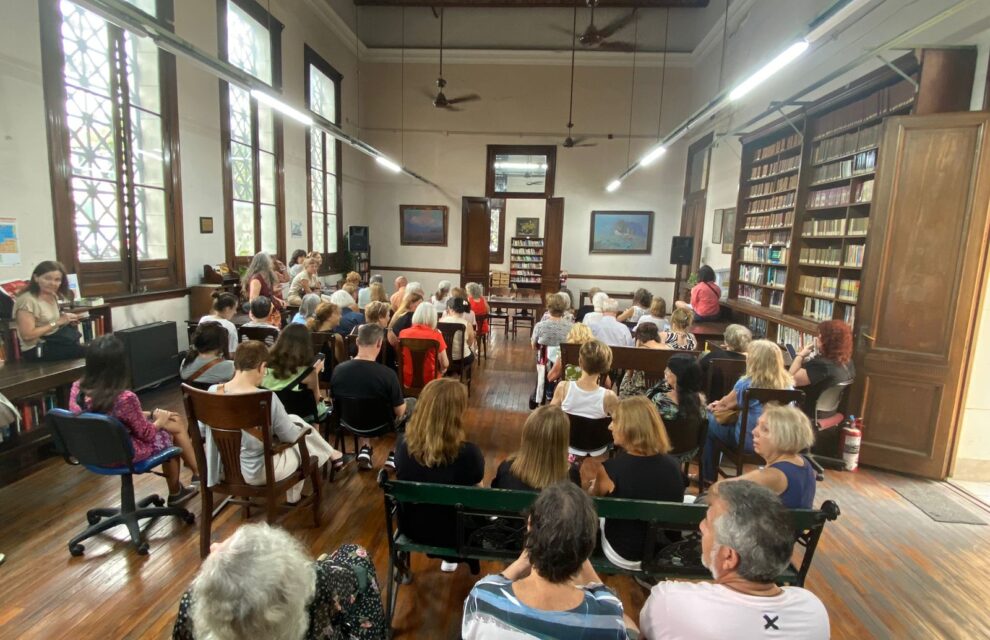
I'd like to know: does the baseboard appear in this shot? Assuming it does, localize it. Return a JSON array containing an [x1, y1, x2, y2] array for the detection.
[[952, 458, 990, 481]]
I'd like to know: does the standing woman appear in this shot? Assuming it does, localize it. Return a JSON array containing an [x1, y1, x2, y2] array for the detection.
[[242, 252, 284, 313], [14, 261, 85, 361], [199, 292, 239, 357]]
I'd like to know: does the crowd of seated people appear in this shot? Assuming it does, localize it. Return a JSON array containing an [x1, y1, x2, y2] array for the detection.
[[180, 322, 235, 386]]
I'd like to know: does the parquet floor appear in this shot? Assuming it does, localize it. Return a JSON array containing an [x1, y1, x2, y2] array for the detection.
[[1, 333, 989, 639]]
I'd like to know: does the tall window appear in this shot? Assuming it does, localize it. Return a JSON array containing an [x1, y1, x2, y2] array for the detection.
[[489, 198, 506, 264], [218, 0, 284, 262], [41, 0, 183, 297], [304, 46, 342, 255]]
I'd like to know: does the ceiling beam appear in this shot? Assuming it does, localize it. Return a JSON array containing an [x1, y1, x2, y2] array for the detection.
[[353, 0, 708, 7]]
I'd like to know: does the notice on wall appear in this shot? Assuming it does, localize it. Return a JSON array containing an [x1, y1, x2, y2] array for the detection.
[[0, 219, 20, 266]]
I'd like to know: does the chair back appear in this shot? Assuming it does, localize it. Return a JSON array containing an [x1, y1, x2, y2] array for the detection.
[[181, 384, 275, 486], [567, 413, 613, 456], [334, 396, 395, 437], [816, 380, 852, 416], [282, 305, 300, 328], [491, 287, 510, 297], [47, 408, 135, 470], [739, 388, 806, 445], [398, 337, 441, 397], [475, 313, 490, 333], [311, 330, 332, 357], [272, 362, 320, 421], [559, 344, 701, 389], [705, 357, 748, 402], [664, 411, 708, 461], [437, 321, 466, 363], [238, 324, 279, 346]]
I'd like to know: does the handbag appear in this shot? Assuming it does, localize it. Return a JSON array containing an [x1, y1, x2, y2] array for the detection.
[[713, 407, 739, 425], [39, 324, 85, 360]]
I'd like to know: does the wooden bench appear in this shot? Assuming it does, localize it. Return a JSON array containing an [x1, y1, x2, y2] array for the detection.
[[560, 343, 701, 388], [689, 321, 731, 347], [378, 474, 839, 629]]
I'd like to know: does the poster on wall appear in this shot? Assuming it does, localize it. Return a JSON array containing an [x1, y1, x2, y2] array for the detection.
[[400, 205, 448, 246], [516, 217, 539, 238], [291, 221, 303, 238], [720, 208, 736, 254], [589, 211, 653, 254], [0, 218, 21, 266]]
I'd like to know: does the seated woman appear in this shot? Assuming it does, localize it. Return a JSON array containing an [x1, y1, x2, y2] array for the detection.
[[531, 293, 573, 352], [675, 264, 721, 322], [722, 403, 817, 509], [286, 257, 322, 306], [492, 405, 573, 491], [634, 296, 669, 332], [394, 378, 484, 573], [329, 289, 363, 335], [209, 341, 339, 497], [703, 339, 793, 484], [14, 260, 85, 361], [365, 281, 389, 309], [462, 481, 638, 639], [199, 291, 239, 356], [172, 523, 385, 640], [788, 319, 855, 422], [441, 297, 476, 372], [286, 248, 307, 278], [241, 297, 280, 346], [261, 324, 327, 421], [397, 303, 449, 386], [617, 287, 652, 324], [446, 286, 477, 328], [242, 252, 284, 313], [550, 339, 618, 421], [658, 307, 697, 351], [546, 322, 596, 383], [357, 274, 382, 309], [617, 323, 667, 398], [431, 280, 452, 316], [388, 290, 423, 350], [580, 396, 684, 570], [70, 335, 197, 505], [291, 294, 321, 325], [581, 291, 610, 326], [465, 282, 490, 337], [180, 323, 235, 386], [698, 323, 751, 380], [644, 353, 706, 424]]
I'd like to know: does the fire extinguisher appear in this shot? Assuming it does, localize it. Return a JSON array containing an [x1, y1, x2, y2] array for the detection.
[[841, 415, 863, 471]]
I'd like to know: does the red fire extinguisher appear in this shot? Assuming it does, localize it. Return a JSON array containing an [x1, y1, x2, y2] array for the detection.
[[841, 416, 863, 471]]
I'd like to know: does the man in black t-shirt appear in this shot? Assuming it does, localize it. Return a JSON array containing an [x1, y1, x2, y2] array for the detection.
[[331, 323, 415, 470]]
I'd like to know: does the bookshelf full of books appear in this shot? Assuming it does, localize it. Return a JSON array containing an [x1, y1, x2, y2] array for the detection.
[[509, 237, 545, 287], [726, 57, 922, 347]]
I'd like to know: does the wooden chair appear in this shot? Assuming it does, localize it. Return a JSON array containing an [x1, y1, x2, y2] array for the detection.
[[714, 388, 806, 481], [281, 305, 300, 328], [397, 337, 441, 398], [511, 290, 536, 337], [181, 385, 323, 558], [488, 290, 510, 336], [705, 357, 748, 403], [238, 324, 279, 347], [474, 313, 490, 360], [559, 344, 702, 390], [437, 322, 473, 394], [664, 411, 709, 484], [566, 413, 614, 457]]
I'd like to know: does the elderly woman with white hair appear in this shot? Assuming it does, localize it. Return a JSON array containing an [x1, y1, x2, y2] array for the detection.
[[171, 523, 386, 640], [291, 293, 322, 325], [581, 290, 610, 326], [397, 303, 449, 386], [328, 288, 365, 337], [431, 280, 453, 315]]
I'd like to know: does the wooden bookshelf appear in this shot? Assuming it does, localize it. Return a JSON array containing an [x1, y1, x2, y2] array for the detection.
[[509, 236, 544, 288], [353, 250, 370, 286]]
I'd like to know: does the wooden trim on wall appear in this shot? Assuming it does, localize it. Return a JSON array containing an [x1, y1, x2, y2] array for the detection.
[[370, 265, 461, 274], [567, 274, 676, 283]]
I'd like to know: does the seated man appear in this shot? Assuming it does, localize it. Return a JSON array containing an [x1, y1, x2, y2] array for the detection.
[[331, 323, 415, 471], [590, 298, 634, 347], [639, 481, 829, 640], [240, 296, 280, 346]]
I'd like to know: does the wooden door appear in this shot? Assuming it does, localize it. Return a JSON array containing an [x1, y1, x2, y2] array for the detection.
[[854, 112, 990, 479], [541, 197, 564, 297], [460, 197, 491, 287], [675, 134, 713, 300]]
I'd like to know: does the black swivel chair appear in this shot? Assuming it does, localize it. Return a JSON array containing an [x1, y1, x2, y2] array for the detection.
[[47, 408, 195, 556]]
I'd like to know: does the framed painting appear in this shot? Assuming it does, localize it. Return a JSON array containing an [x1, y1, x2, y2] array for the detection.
[[589, 211, 653, 254], [516, 217, 540, 238], [711, 209, 723, 244], [400, 205, 448, 246], [721, 207, 736, 254]]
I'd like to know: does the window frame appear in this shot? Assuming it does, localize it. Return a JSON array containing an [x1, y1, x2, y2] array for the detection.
[[40, 0, 185, 298], [303, 44, 344, 261], [217, 0, 285, 266], [489, 197, 506, 264], [484, 144, 557, 200]]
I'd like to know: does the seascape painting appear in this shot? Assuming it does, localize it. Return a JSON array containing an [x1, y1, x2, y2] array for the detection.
[[589, 211, 654, 254], [400, 205, 448, 246]]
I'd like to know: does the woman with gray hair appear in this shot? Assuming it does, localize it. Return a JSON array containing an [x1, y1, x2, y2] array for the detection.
[[242, 251, 284, 312], [172, 523, 386, 640], [328, 288, 365, 336], [582, 290, 610, 326], [699, 323, 751, 375], [291, 294, 321, 325], [397, 303, 449, 383], [432, 280, 453, 315]]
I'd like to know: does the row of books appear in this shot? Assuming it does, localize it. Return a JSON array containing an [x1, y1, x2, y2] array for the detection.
[[740, 245, 788, 264], [746, 192, 796, 214], [743, 230, 791, 246], [743, 211, 794, 230], [750, 154, 800, 181], [838, 279, 861, 302], [0, 393, 59, 444], [802, 218, 846, 237], [799, 246, 843, 265], [845, 244, 866, 267], [753, 133, 802, 161], [798, 275, 839, 297], [738, 265, 765, 284], [737, 285, 763, 306], [843, 306, 856, 327], [511, 248, 543, 256], [512, 239, 544, 248], [510, 269, 541, 277], [779, 326, 815, 350], [766, 267, 787, 288], [803, 297, 835, 323], [811, 149, 877, 184], [748, 174, 799, 198], [808, 185, 851, 209], [812, 80, 915, 140], [748, 316, 768, 338], [853, 179, 874, 203], [510, 276, 541, 284], [848, 217, 869, 235], [769, 290, 784, 311], [512, 255, 542, 263]]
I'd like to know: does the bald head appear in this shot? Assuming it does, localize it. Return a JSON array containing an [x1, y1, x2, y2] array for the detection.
[[395, 276, 408, 289]]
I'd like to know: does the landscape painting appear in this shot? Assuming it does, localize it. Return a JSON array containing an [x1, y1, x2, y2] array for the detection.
[[400, 205, 448, 246], [589, 211, 654, 254]]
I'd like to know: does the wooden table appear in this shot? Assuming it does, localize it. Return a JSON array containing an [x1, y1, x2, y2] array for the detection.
[[487, 297, 543, 313], [0, 359, 86, 401], [579, 290, 634, 308]]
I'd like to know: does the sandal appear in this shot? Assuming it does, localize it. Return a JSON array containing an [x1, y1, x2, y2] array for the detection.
[[332, 456, 345, 472]]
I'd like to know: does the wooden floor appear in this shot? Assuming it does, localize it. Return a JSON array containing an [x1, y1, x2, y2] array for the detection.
[[1, 333, 989, 639]]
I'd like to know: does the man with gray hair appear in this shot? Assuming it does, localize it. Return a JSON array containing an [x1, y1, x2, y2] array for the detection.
[[639, 481, 829, 639], [590, 298, 634, 347], [581, 290, 610, 325], [358, 273, 383, 309]]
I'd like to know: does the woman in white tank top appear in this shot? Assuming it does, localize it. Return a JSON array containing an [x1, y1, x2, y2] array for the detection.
[[550, 339, 618, 419]]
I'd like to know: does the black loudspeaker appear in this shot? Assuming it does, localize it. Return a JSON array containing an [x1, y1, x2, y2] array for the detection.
[[670, 236, 693, 265], [348, 226, 369, 252]]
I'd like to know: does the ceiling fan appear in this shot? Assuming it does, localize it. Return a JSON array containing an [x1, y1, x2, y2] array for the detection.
[[561, 7, 596, 149], [425, 8, 480, 110], [553, 0, 639, 52]]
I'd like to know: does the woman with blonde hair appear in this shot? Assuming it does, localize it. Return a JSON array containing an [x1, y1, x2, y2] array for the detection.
[[387, 290, 424, 351], [367, 282, 388, 305], [345, 271, 361, 287], [492, 405, 572, 491], [702, 339, 794, 483], [286, 257, 322, 306], [634, 296, 669, 332], [395, 378, 484, 573], [579, 396, 684, 570], [658, 307, 697, 350], [551, 340, 618, 423], [307, 302, 346, 366]]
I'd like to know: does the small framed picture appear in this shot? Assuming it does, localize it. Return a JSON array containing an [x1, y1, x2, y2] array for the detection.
[[199, 217, 214, 234], [721, 208, 736, 254], [516, 217, 540, 238]]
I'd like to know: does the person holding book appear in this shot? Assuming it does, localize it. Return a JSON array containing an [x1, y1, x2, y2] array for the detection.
[[14, 260, 86, 361]]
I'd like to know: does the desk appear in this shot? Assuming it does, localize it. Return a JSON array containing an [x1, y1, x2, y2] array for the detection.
[[0, 359, 85, 401], [487, 297, 543, 313]]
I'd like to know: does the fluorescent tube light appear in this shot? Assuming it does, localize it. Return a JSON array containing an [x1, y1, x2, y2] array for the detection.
[[376, 156, 402, 173], [494, 162, 548, 171], [639, 145, 667, 167], [606, 179, 622, 193], [729, 40, 809, 101], [250, 89, 313, 126]]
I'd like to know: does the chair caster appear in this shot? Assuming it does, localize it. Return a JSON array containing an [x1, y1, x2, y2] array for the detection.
[[183, 512, 196, 525], [137, 543, 150, 555], [152, 496, 165, 507], [69, 544, 85, 557], [87, 513, 101, 525]]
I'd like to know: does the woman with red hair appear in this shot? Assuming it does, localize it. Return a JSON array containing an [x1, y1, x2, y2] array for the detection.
[[789, 320, 855, 420]]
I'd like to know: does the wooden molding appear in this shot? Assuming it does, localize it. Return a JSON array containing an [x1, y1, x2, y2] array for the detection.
[[370, 265, 461, 275], [567, 274, 675, 283]]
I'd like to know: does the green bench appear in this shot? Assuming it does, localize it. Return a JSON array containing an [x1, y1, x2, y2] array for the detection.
[[378, 472, 839, 630]]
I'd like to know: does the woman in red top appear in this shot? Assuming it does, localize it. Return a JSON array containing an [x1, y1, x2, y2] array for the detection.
[[466, 282, 490, 335], [242, 252, 284, 312], [398, 303, 449, 386], [676, 265, 721, 322]]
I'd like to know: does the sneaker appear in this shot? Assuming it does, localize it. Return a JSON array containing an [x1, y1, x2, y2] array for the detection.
[[440, 561, 458, 573], [357, 446, 373, 470], [167, 485, 198, 507], [385, 451, 396, 471], [189, 474, 201, 486]]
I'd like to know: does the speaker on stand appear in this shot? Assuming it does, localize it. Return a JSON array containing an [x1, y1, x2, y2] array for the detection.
[[670, 236, 694, 265]]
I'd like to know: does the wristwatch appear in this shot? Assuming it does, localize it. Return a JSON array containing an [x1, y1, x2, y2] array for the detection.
[[49, 320, 58, 328]]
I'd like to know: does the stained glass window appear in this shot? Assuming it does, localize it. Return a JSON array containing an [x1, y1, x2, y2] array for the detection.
[[305, 46, 342, 255]]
